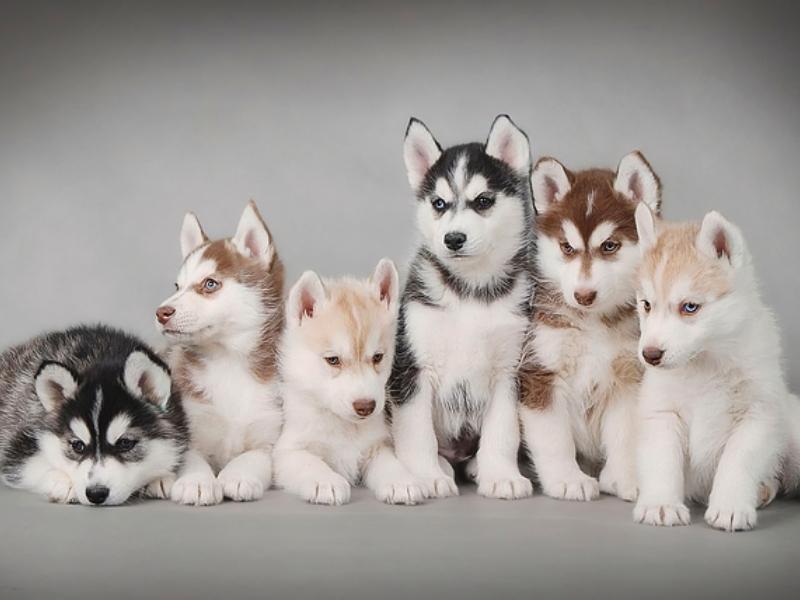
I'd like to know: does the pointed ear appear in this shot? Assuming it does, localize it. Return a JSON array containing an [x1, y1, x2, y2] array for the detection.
[[180, 213, 208, 260], [287, 271, 327, 326], [233, 201, 275, 264], [531, 157, 572, 215], [403, 118, 442, 192], [123, 351, 172, 409], [485, 114, 531, 173], [614, 151, 662, 213], [371, 258, 399, 312], [634, 202, 658, 255], [696, 211, 745, 268], [35, 362, 78, 412]]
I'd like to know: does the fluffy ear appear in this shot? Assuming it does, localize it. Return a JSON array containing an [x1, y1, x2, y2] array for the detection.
[[35, 362, 78, 412], [371, 258, 399, 312], [180, 213, 208, 260], [696, 211, 745, 268], [123, 351, 172, 409], [233, 201, 275, 264], [614, 151, 662, 213], [485, 114, 531, 173], [287, 271, 327, 326], [634, 202, 658, 255], [403, 118, 442, 192], [531, 157, 572, 215]]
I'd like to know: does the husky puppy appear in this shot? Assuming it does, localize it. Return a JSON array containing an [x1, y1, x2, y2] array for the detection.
[[389, 115, 535, 499], [0, 326, 188, 505], [275, 259, 425, 505], [156, 201, 284, 506], [632, 205, 800, 531], [519, 152, 661, 501]]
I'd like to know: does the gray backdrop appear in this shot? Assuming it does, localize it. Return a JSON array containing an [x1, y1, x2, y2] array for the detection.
[[1, 2, 799, 599]]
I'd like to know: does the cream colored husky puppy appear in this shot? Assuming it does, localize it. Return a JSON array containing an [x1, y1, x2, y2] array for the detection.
[[274, 259, 426, 506]]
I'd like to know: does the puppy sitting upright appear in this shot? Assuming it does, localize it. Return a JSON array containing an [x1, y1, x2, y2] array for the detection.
[[633, 206, 800, 531], [519, 153, 660, 501], [156, 201, 284, 505], [390, 115, 535, 499], [274, 259, 424, 506]]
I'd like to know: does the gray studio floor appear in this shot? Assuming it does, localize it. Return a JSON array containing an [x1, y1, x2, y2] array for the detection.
[[1, 483, 798, 600]]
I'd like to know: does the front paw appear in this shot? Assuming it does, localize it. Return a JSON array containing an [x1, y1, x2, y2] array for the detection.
[[705, 505, 757, 532], [171, 474, 223, 506], [599, 469, 639, 502], [418, 472, 459, 498], [477, 475, 533, 500], [758, 478, 780, 508], [302, 476, 351, 506], [46, 472, 77, 504], [374, 481, 426, 506], [541, 473, 599, 501], [634, 502, 691, 527], [142, 475, 175, 500], [217, 473, 265, 503]]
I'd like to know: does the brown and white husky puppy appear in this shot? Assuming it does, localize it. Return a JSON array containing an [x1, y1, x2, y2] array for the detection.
[[155, 201, 284, 505], [519, 152, 661, 501], [274, 260, 425, 505]]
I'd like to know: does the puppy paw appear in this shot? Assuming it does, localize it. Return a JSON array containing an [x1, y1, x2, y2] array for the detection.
[[599, 469, 639, 502], [141, 475, 175, 500], [302, 476, 351, 506], [634, 502, 691, 527], [171, 474, 223, 506], [705, 505, 757, 532], [542, 473, 599, 501], [375, 481, 426, 506], [478, 476, 533, 500], [46, 472, 77, 504], [758, 478, 780, 508], [218, 474, 265, 503], [419, 473, 459, 499]]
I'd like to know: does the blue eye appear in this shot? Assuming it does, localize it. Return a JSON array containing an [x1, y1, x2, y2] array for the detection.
[[431, 198, 447, 212], [202, 278, 220, 293], [680, 302, 701, 315]]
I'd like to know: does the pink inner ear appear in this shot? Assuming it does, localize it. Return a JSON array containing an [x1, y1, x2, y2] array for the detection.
[[627, 171, 642, 202], [712, 228, 730, 260], [544, 176, 560, 204], [413, 143, 432, 174], [244, 231, 261, 258], [496, 134, 512, 165], [299, 288, 316, 320]]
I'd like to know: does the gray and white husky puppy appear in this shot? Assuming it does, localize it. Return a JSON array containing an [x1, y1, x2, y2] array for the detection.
[[0, 325, 189, 505], [389, 115, 536, 499]]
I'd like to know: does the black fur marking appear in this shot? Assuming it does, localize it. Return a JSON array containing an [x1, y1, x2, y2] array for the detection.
[[387, 304, 421, 407]]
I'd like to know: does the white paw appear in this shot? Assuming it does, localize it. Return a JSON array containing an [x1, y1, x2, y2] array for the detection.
[[599, 469, 639, 502], [634, 502, 691, 527], [705, 505, 757, 532], [170, 474, 223, 506], [374, 481, 426, 506], [218, 474, 265, 502], [46, 472, 77, 504], [542, 473, 599, 501], [302, 476, 351, 506], [478, 476, 533, 500], [418, 473, 459, 498], [142, 475, 175, 499], [758, 478, 780, 508]]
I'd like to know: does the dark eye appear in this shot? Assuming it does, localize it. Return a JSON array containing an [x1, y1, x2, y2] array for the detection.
[[174, 283, 179, 291], [116, 438, 138, 452], [642, 300, 651, 313], [601, 239, 621, 254], [560, 241, 575, 256], [474, 195, 495, 211], [325, 356, 341, 367], [70, 440, 87, 454], [431, 198, 447, 212], [202, 278, 221, 293], [680, 302, 701, 316], [372, 353, 384, 365]]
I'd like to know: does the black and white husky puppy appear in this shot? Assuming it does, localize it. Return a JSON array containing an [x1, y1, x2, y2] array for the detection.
[[0, 326, 189, 505], [389, 115, 536, 499]]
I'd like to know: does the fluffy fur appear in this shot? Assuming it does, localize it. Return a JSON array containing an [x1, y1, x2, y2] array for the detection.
[[389, 115, 535, 499], [0, 326, 188, 505], [632, 206, 800, 531], [519, 152, 660, 501], [156, 201, 284, 505], [274, 260, 425, 505]]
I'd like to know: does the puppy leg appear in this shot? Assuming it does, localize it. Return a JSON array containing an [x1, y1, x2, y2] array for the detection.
[[599, 386, 639, 502], [171, 450, 223, 507], [274, 449, 351, 506], [363, 444, 426, 505], [475, 375, 533, 500], [217, 449, 272, 502], [393, 379, 458, 498], [521, 399, 598, 502]]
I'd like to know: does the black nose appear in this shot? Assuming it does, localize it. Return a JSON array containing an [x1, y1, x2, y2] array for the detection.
[[86, 485, 110, 505], [642, 347, 665, 366], [444, 232, 467, 251]]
